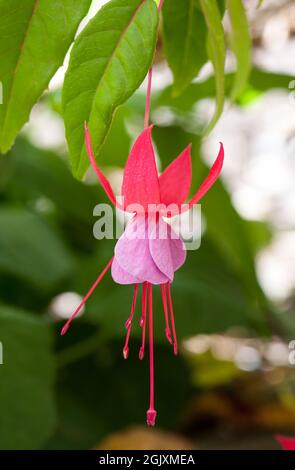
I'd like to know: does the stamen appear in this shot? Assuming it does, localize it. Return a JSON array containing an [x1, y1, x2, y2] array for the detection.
[[139, 282, 147, 360], [147, 283, 157, 426], [167, 283, 178, 356], [123, 284, 139, 359], [160, 284, 173, 345], [61, 257, 114, 336]]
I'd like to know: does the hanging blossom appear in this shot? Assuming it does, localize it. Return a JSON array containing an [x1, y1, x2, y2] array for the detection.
[[61, 0, 224, 426], [61, 124, 224, 426]]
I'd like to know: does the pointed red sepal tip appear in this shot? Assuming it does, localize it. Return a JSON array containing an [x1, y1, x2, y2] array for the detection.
[[147, 409, 157, 427], [159, 143, 192, 209], [123, 346, 129, 360], [173, 343, 178, 356], [139, 316, 144, 328], [60, 324, 69, 336]]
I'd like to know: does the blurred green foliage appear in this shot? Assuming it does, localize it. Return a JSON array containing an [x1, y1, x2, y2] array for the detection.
[[1, 66, 293, 448], [0, 0, 294, 450]]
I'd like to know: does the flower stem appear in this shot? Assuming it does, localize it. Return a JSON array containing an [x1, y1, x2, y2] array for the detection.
[[144, 69, 153, 129], [143, 0, 165, 129]]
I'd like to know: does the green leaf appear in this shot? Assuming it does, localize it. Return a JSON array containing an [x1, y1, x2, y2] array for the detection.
[[250, 68, 294, 92], [226, 0, 252, 100], [63, 0, 159, 180], [157, 68, 295, 115], [0, 305, 56, 449], [200, 0, 225, 134], [0, 207, 74, 290], [162, 0, 207, 95], [0, 0, 91, 153]]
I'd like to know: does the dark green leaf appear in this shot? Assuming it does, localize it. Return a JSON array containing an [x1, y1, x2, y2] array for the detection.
[[271, 310, 295, 341], [162, 0, 207, 95], [63, 0, 159, 179], [250, 68, 294, 92], [46, 340, 192, 449], [0, 0, 91, 153], [4, 138, 100, 224], [156, 68, 295, 114], [0, 305, 56, 449], [244, 220, 272, 255], [0, 207, 74, 289]]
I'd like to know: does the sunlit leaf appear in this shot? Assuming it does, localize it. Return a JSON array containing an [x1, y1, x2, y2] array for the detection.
[[200, 0, 225, 134], [227, 0, 252, 100], [162, 0, 207, 95], [0, 0, 91, 153], [63, 0, 158, 179]]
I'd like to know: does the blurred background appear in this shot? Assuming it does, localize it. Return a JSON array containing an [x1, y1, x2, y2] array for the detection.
[[0, 0, 295, 450]]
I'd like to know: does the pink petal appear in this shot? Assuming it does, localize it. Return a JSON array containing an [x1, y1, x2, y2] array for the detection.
[[149, 218, 186, 280], [185, 142, 224, 210], [159, 145, 192, 207], [114, 216, 168, 285], [169, 229, 187, 271], [111, 258, 141, 285], [121, 126, 160, 212], [276, 435, 295, 450], [85, 125, 121, 208]]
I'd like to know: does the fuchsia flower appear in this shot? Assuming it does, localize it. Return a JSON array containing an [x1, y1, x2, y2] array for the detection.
[[61, 124, 224, 426], [276, 435, 295, 450]]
